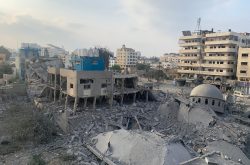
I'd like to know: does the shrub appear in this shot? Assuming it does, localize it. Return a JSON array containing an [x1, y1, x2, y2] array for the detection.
[[6, 103, 57, 144]]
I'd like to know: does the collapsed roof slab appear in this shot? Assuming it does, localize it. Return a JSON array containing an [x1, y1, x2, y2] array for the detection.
[[88, 129, 192, 165]]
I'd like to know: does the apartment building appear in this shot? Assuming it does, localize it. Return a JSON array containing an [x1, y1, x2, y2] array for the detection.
[[237, 47, 250, 81], [109, 57, 116, 68], [116, 45, 140, 69], [160, 53, 179, 63], [178, 30, 250, 81], [160, 53, 179, 69]]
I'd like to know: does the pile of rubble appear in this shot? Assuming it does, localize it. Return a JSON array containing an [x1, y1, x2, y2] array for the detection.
[[38, 91, 250, 164]]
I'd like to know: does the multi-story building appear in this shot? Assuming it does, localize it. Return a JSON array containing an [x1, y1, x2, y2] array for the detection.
[[70, 55, 105, 71], [235, 47, 250, 94], [160, 53, 179, 63], [73, 48, 99, 57], [160, 53, 179, 69], [20, 43, 41, 60], [0, 53, 9, 64], [41, 44, 69, 58], [109, 57, 116, 68], [237, 47, 250, 81], [116, 45, 140, 69], [178, 30, 250, 81]]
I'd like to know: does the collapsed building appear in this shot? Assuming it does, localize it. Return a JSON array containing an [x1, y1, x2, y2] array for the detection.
[[88, 129, 192, 165], [45, 67, 151, 112], [19, 50, 250, 164]]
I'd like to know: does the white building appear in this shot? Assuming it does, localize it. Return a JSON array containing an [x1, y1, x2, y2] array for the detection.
[[41, 44, 69, 58], [21, 43, 40, 49], [109, 57, 116, 68], [116, 45, 140, 69], [73, 48, 99, 57]]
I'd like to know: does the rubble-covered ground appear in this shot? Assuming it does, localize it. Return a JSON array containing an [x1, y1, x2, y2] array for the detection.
[[1, 83, 250, 164]]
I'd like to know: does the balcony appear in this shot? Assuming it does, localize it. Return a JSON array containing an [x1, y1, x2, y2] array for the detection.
[[178, 63, 201, 67], [201, 71, 234, 76], [177, 69, 202, 74], [204, 48, 237, 53], [203, 56, 235, 61], [202, 63, 235, 68], [179, 34, 202, 40], [237, 72, 248, 78], [178, 56, 200, 60], [179, 42, 202, 47], [177, 69, 234, 76], [179, 49, 201, 54], [205, 40, 239, 45]]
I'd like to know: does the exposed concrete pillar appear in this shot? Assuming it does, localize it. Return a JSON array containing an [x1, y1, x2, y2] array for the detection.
[[93, 96, 97, 110], [109, 95, 113, 109], [133, 93, 136, 103], [59, 76, 62, 103], [121, 78, 125, 92], [46, 87, 49, 98], [65, 94, 69, 110], [84, 97, 88, 109], [146, 91, 149, 102], [73, 97, 78, 113], [110, 75, 114, 109], [98, 96, 102, 104], [54, 74, 57, 102], [49, 88, 53, 101], [120, 94, 124, 105]]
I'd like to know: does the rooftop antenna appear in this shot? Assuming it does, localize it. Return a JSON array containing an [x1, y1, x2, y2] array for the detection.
[[195, 17, 201, 34]]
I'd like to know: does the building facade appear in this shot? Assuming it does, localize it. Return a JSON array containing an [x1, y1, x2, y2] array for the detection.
[[71, 55, 105, 71], [160, 53, 179, 69], [116, 45, 140, 69], [237, 47, 250, 81], [178, 30, 250, 81], [109, 57, 116, 68]]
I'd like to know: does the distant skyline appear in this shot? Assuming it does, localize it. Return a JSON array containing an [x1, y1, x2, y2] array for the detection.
[[0, 0, 249, 56]]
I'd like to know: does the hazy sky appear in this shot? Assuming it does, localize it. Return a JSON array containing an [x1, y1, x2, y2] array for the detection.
[[0, 0, 249, 56]]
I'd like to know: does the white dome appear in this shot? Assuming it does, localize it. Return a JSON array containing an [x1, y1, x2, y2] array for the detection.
[[190, 84, 223, 100]]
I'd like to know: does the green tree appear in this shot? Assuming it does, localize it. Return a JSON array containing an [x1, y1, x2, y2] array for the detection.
[[0, 63, 13, 78], [136, 63, 150, 71], [111, 64, 121, 72]]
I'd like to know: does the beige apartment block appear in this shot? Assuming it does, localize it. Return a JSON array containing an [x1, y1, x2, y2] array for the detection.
[[0, 53, 9, 64], [237, 47, 250, 81], [116, 45, 140, 69], [178, 30, 250, 81]]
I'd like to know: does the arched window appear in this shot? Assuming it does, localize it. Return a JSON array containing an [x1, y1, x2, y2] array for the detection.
[[218, 101, 220, 107], [198, 98, 201, 103], [205, 99, 208, 104], [212, 100, 215, 105]]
